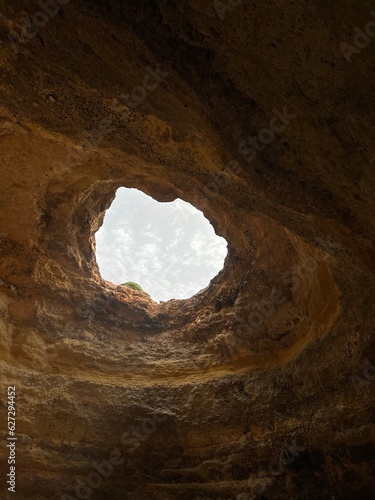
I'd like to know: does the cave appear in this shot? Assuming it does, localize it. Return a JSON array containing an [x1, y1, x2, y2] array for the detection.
[[0, 1, 374, 499]]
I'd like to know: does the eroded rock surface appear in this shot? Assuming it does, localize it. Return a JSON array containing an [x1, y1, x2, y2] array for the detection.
[[0, 1, 374, 499]]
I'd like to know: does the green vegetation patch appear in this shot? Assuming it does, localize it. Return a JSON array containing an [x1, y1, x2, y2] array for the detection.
[[120, 281, 143, 292]]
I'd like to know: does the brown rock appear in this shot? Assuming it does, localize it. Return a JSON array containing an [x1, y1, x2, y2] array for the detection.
[[0, 1, 374, 499]]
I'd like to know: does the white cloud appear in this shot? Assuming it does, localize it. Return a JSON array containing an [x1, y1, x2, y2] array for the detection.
[[95, 188, 227, 302]]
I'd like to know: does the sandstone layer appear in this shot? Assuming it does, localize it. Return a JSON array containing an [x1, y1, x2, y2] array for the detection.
[[0, 1, 374, 499]]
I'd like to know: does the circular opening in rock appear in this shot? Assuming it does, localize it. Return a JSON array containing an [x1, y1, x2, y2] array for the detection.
[[95, 187, 228, 302]]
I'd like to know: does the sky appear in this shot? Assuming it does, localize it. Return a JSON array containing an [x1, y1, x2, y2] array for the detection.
[[95, 188, 228, 302]]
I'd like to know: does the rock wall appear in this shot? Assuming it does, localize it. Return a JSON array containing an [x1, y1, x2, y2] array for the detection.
[[0, 1, 374, 499]]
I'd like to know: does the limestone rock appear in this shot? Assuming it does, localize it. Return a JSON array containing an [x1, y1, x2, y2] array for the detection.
[[0, 1, 374, 499]]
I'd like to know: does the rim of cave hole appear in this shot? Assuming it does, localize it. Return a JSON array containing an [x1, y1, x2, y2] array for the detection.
[[94, 187, 228, 303]]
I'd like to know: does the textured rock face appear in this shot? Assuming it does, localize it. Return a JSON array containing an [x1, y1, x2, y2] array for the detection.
[[0, 1, 374, 499]]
